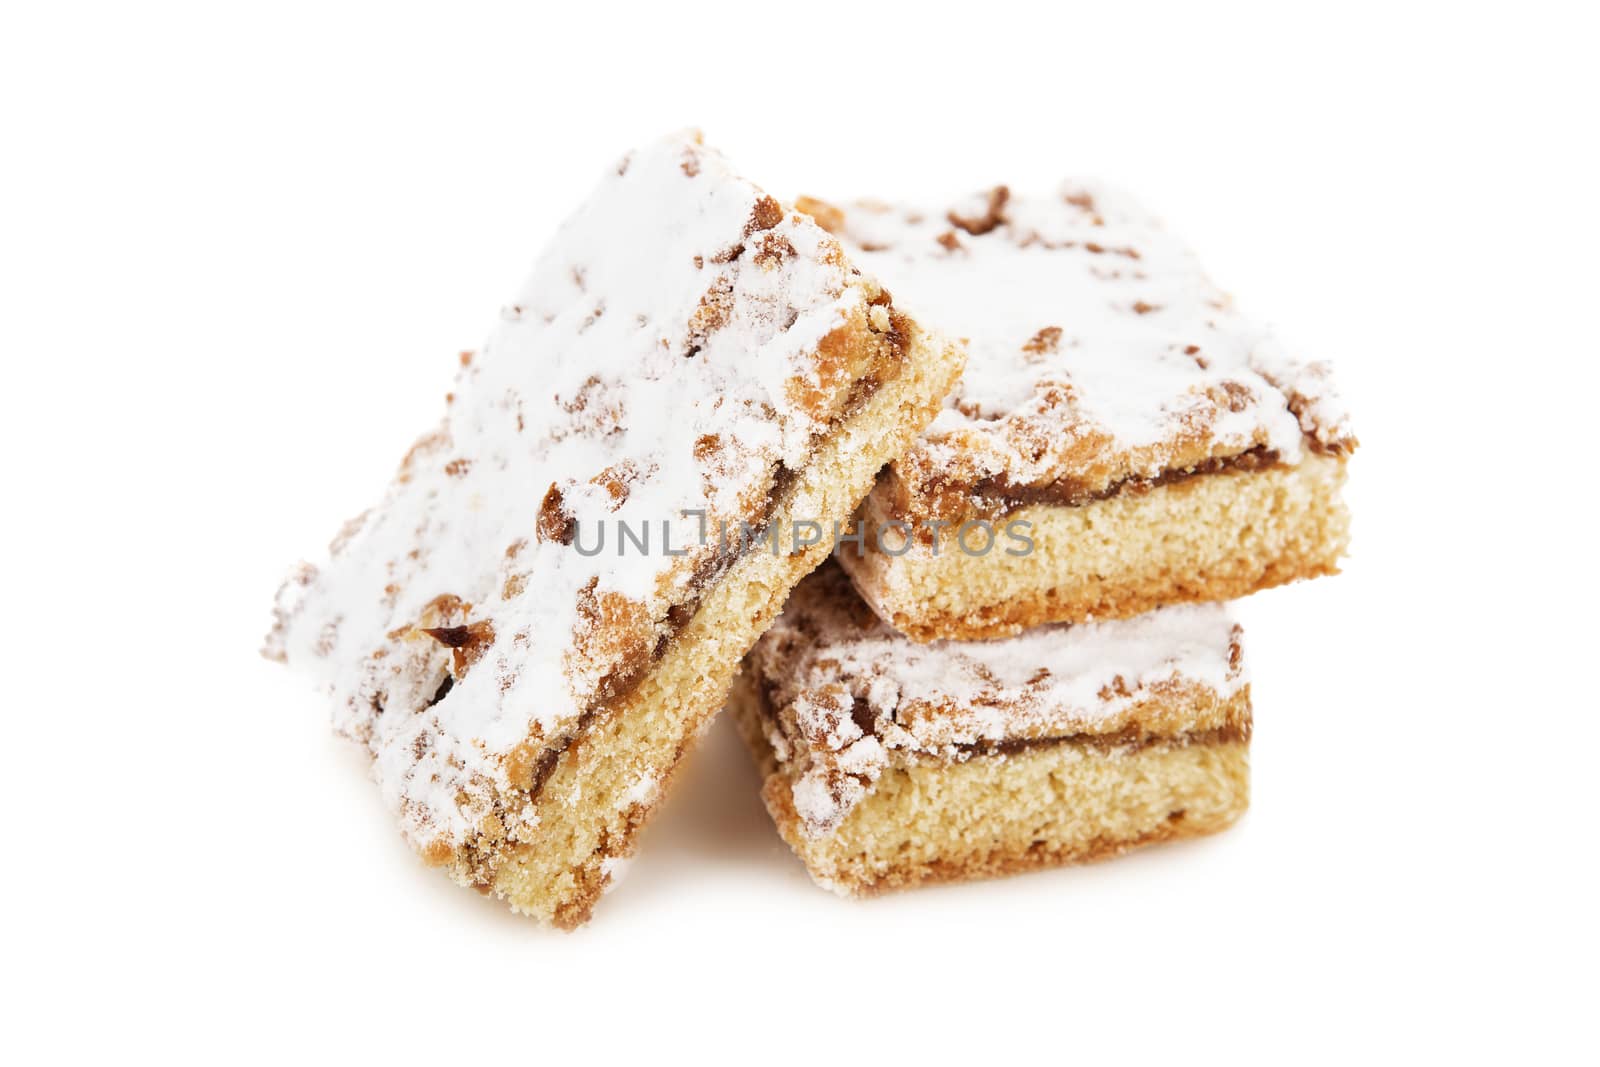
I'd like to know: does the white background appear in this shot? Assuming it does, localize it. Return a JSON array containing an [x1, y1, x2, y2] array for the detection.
[[4, 1, 1596, 1061]]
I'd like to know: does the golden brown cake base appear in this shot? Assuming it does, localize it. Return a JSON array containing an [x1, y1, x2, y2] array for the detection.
[[491, 324, 964, 926], [731, 670, 1250, 896], [839, 453, 1349, 642]]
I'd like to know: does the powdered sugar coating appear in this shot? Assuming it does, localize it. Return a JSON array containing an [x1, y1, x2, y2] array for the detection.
[[267, 132, 896, 862], [799, 185, 1354, 518], [747, 563, 1246, 836]]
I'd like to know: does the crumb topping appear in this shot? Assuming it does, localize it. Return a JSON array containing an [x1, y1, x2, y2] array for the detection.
[[798, 185, 1357, 523], [747, 563, 1247, 836], [267, 131, 906, 867]]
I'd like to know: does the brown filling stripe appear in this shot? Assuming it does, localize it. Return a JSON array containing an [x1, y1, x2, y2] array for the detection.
[[959, 721, 1251, 759], [962, 444, 1283, 512]]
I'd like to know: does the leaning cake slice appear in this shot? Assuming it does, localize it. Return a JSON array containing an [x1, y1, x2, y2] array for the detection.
[[799, 186, 1354, 641], [265, 132, 964, 926], [731, 561, 1250, 895]]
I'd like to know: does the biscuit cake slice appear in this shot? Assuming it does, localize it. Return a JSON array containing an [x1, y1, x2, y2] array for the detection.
[[731, 562, 1250, 895], [265, 132, 965, 927], [800, 186, 1355, 641]]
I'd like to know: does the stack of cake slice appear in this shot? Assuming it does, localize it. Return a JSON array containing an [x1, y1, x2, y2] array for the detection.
[[732, 184, 1354, 894], [269, 133, 1353, 923]]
